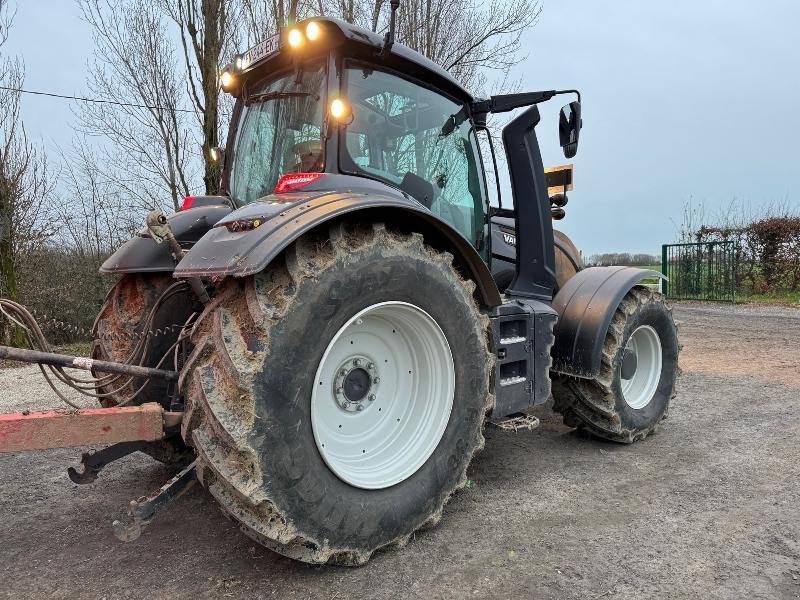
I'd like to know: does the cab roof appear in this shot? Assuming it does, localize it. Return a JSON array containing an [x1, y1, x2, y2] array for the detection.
[[244, 17, 473, 104]]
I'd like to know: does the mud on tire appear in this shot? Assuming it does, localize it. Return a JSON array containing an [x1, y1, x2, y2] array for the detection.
[[551, 286, 679, 443], [180, 221, 494, 565], [92, 274, 197, 464]]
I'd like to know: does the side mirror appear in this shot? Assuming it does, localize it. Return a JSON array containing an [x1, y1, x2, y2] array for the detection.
[[559, 101, 582, 159]]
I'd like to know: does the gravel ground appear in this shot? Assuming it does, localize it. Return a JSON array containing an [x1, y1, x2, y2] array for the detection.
[[1, 302, 798, 599]]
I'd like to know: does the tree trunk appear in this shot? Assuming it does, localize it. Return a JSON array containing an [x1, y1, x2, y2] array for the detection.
[[201, 0, 223, 195]]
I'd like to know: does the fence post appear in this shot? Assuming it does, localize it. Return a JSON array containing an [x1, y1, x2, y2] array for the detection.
[[661, 244, 668, 297]]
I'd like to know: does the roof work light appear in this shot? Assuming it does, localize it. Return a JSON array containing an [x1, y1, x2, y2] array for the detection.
[[305, 21, 321, 41], [287, 27, 303, 48], [219, 67, 236, 92]]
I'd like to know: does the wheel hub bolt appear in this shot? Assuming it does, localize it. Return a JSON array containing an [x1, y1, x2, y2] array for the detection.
[[333, 355, 380, 413]]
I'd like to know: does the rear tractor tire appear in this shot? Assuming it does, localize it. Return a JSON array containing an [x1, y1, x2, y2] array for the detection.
[[553, 229, 583, 291], [181, 221, 493, 564], [92, 274, 198, 464], [552, 286, 679, 443]]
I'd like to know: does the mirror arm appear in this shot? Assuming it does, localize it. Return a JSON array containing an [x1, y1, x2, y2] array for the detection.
[[472, 89, 580, 115]]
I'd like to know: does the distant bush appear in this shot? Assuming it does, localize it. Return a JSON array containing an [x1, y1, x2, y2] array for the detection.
[[695, 216, 800, 295], [587, 252, 660, 267], [15, 246, 114, 345]]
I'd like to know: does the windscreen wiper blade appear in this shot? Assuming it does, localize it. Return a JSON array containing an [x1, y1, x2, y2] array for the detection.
[[244, 91, 319, 105], [440, 106, 468, 136]]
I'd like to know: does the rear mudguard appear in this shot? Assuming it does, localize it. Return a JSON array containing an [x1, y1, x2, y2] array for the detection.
[[173, 190, 502, 308], [550, 266, 666, 378], [100, 205, 232, 274]]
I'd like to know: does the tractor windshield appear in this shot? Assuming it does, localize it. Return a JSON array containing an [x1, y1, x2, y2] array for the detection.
[[341, 64, 487, 245], [229, 64, 326, 205]]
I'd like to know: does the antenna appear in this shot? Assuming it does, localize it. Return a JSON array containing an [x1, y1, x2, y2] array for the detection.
[[378, 0, 400, 58]]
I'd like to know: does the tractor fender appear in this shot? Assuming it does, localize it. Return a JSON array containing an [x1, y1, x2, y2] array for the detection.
[[173, 190, 502, 307], [100, 204, 233, 275], [550, 266, 666, 378]]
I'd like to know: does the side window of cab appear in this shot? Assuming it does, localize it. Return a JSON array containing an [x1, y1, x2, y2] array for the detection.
[[340, 64, 488, 248]]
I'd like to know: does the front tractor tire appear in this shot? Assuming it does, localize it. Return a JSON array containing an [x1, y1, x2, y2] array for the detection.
[[552, 287, 679, 443], [181, 221, 493, 564]]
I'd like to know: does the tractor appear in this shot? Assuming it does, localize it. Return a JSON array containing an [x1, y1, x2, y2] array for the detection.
[[0, 10, 678, 566]]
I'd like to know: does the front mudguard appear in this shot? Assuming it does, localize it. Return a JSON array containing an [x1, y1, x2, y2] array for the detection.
[[172, 190, 502, 307], [100, 205, 232, 274], [550, 266, 666, 378]]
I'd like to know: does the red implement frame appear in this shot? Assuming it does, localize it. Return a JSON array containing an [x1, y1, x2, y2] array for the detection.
[[0, 403, 175, 453]]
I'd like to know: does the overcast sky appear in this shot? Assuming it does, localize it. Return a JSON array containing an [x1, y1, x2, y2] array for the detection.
[[5, 1, 800, 255]]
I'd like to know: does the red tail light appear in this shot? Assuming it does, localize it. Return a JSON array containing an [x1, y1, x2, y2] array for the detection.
[[274, 172, 324, 193], [179, 196, 196, 211]]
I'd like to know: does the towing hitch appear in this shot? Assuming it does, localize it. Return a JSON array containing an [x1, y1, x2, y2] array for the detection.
[[67, 441, 149, 484], [112, 460, 197, 542]]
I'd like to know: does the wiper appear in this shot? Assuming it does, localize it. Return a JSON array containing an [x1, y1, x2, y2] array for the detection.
[[244, 91, 319, 106], [440, 105, 469, 136]]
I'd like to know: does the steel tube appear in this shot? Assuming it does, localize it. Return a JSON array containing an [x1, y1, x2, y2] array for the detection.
[[0, 345, 178, 381]]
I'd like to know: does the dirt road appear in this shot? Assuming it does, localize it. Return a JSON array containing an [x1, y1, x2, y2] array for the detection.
[[1, 302, 798, 599]]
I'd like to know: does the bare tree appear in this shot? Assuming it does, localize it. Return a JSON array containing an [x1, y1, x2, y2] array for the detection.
[[78, 0, 194, 212], [239, 0, 315, 42], [57, 142, 139, 259], [0, 2, 57, 344], [394, 0, 540, 91], [160, 0, 240, 194]]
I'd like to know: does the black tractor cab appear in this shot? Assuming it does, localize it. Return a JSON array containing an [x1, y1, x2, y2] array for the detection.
[[212, 16, 583, 302]]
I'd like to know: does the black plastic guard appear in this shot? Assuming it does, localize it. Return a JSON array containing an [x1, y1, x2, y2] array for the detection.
[[173, 190, 502, 307], [550, 266, 666, 378], [489, 298, 558, 419], [100, 205, 232, 274]]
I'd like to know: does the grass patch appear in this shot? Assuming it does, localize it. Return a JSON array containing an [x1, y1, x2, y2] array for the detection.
[[614, 264, 662, 285], [735, 292, 800, 306], [52, 341, 93, 357]]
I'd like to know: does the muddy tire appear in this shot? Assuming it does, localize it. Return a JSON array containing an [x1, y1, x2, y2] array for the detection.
[[180, 221, 493, 565], [553, 229, 583, 291], [551, 287, 679, 443], [92, 274, 197, 464]]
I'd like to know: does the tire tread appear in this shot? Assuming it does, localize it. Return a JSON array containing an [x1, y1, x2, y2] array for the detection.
[[181, 221, 494, 564]]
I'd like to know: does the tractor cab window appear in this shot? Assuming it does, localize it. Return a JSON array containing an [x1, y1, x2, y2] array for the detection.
[[341, 65, 487, 246], [230, 64, 326, 205]]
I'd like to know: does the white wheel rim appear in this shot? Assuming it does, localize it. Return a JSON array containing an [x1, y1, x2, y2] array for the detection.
[[311, 301, 455, 489], [620, 325, 662, 410]]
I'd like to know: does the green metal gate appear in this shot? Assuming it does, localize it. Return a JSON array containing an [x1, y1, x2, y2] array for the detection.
[[661, 241, 736, 302]]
